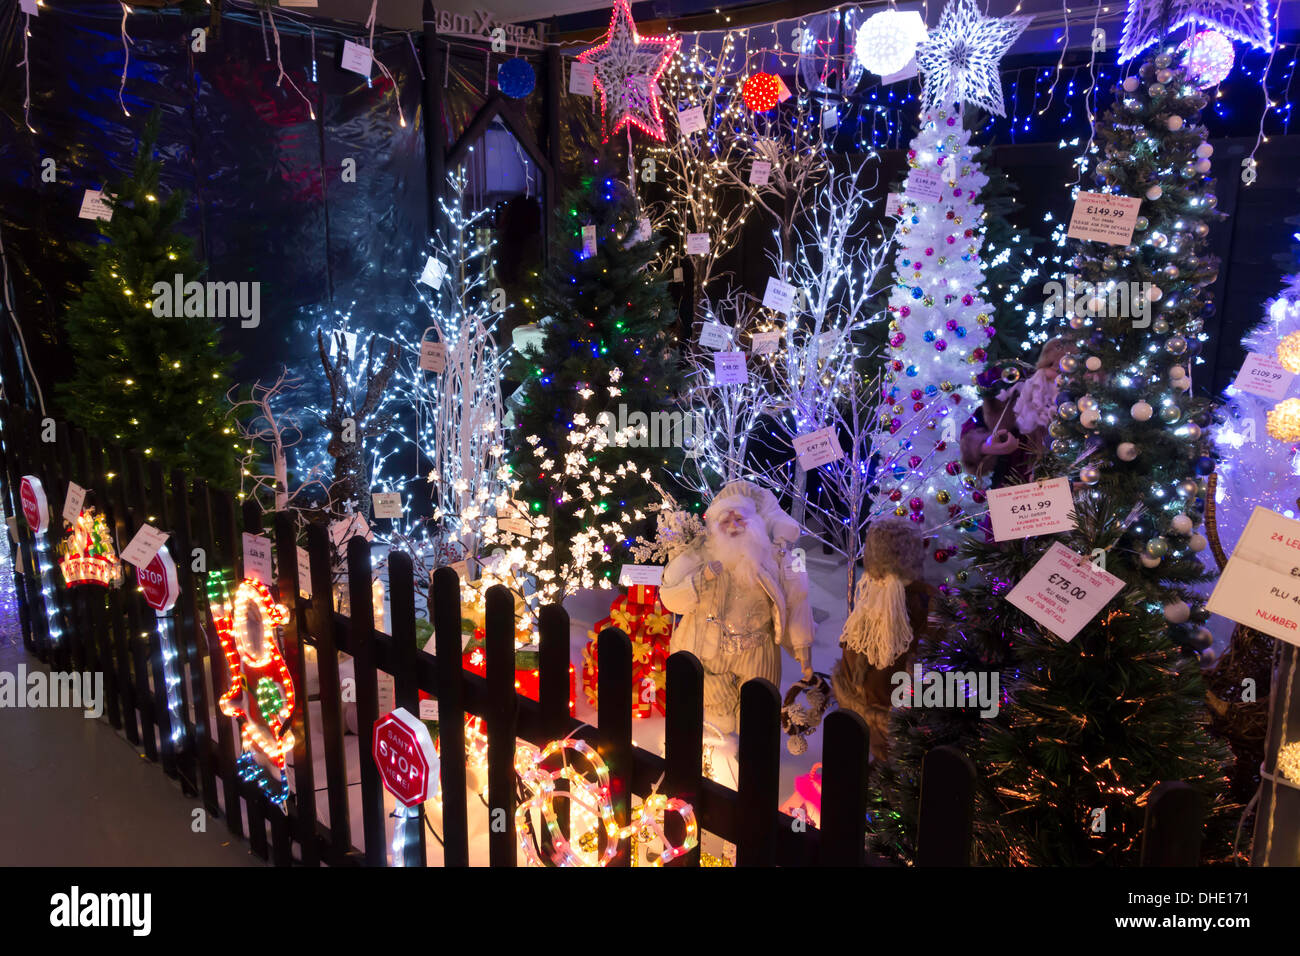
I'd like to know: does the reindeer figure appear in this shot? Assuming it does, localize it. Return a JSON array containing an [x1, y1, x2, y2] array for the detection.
[[316, 329, 399, 519]]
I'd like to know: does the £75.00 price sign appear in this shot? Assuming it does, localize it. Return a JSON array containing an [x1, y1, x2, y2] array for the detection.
[[1007, 542, 1125, 643]]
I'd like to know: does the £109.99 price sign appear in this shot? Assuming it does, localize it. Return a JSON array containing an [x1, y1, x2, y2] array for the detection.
[[1006, 542, 1125, 642]]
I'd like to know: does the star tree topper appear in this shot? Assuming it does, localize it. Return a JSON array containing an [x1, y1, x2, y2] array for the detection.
[[1119, 0, 1274, 62], [916, 0, 1031, 118], [578, 0, 681, 142]]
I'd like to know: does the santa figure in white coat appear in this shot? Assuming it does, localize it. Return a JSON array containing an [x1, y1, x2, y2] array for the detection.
[[659, 481, 814, 735]]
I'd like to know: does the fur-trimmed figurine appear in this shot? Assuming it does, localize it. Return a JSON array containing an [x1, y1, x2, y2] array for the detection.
[[960, 337, 1071, 486], [660, 481, 814, 735], [832, 520, 932, 761]]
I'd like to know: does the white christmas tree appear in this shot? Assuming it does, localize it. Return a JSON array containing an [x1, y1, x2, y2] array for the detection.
[[877, 108, 995, 583], [1213, 273, 1300, 547]]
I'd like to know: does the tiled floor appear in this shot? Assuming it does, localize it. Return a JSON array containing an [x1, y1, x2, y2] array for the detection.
[[0, 514, 258, 867]]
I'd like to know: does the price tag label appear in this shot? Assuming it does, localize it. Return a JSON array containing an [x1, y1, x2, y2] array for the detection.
[[821, 105, 839, 129], [121, 524, 170, 570], [330, 513, 373, 551], [419, 698, 439, 720], [569, 60, 595, 95], [62, 482, 87, 525], [581, 224, 597, 257], [1234, 352, 1295, 400], [619, 564, 664, 586], [815, 330, 839, 359], [714, 351, 747, 385], [678, 105, 706, 134], [793, 427, 844, 470], [242, 532, 274, 585], [672, 267, 684, 283], [987, 477, 1076, 541], [1006, 542, 1125, 642], [762, 276, 796, 314], [686, 232, 710, 256], [749, 159, 772, 186], [371, 492, 402, 519], [497, 499, 532, 537], [776, 74, 792, 102], [341, 40, 373, 77], [1067, 191, 1143, 246], [698, 321, 730, 351], [751, 331, 781, 354], [885, 192, 905, 217], [419, 256, 447, 288], [296, 546, 313, 598], [78, 189, 113, 221], [419, 339, 448, 373], [20, 0, 38, 15], [907, 170, 944, 203]]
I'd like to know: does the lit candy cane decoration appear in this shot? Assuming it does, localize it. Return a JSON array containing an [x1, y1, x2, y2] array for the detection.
[[514, 738, 697, 867], [207, 573, 295, 805]]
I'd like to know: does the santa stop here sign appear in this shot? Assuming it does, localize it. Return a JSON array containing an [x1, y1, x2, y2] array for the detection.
[[372, 708, 439, 807]]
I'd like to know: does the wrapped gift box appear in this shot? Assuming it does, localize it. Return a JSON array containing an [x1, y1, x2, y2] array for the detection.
[[582, 588, 673, 717]]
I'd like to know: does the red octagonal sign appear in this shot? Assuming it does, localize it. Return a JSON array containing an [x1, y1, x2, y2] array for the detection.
[[138, 548, 180, 612], [372, 708, 439, 807]]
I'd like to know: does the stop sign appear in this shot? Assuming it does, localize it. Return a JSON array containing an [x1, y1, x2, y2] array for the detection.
[[138, 547, 180, 612], [20, 476, 49, 535], [372, 708, 439, 807]]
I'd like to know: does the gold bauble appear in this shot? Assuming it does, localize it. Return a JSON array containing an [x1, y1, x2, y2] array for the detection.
[[1278, 331, 1300, 373], [977, 313, 990, 325], [1267, 398, 1300, 441], [892, 404, 905, 415], [940, 380, 954, 392], [936, 490, 950, 504]]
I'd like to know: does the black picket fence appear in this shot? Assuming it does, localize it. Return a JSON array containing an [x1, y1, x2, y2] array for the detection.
[[0, 402, 1203, 866]]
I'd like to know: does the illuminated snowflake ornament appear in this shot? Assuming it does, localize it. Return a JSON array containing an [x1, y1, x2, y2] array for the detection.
[[1119, 0, 1274, 63], [1177, 30, 1236, 87], [915, 0, 1031, 117], [578, 0, 681, 142], [855, 9, 927, 77]]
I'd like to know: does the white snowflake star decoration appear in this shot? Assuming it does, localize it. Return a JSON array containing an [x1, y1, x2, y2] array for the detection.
[[916, 0, 1031, 117], [578, 0, 681, 142], [1118, 0, 1274, 63]]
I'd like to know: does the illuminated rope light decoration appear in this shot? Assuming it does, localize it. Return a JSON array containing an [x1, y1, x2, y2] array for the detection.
[[577, 0, 681, 142], [208, 572, 295, 805], [855, 9, 927, 77], [742, 72, 781, 112], [21, 476, 64, 649], [1178, 30, 1236, 88], [514, 737, 697, 867], [57, 508, 122, 588], [1118, 0, 1274, 64]]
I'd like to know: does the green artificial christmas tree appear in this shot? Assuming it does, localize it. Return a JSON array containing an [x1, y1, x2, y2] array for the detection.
[[59, 113, 237, 488], [872, 52, 1235, 866], [506, 153, 682, 575]]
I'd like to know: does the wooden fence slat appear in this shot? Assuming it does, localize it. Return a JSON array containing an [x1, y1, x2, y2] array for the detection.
[[596, 626, 633, 867], [431, 566, 468, 867], [347, 534, 388, 867], [173, 469, 216, 813], [819, 710, 868, 866], [736, 678, 782, 867], [388, 551, 426, 867], [916, 744, 976, 866], [274, 510, 318, 867], [305, 522, 350, 860], [486, 584, 519, 867], [1140, 781, 1206, 867], [233, 497, 269, 860], [663, 650, 703, 867], [538, 604, 572, 850]]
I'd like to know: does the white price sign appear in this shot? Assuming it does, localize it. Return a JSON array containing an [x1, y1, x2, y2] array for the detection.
[[62, 482, 87, 525], [569, 60, 595, 95], [885, 192, 905, 217], [686, 232, 710, 256], [815, 331, 839, 359], [120, 524, 170, 570], [987, 478, 1076, 542], [698, 321, 730, 351], [677, 105, 706, 134], [714, 351, 747, 385], [330, 513, 373, 551], [78, 189, 113, 221], [749, 159, 772, 186], [341, 40, 373, 77], [581, 224, 597, 257], [419, 339, 448, 373], [1066, 191, 1143, 246], [1234, 353, 1295, 400], [296, 545, 313, 598], [419, 698, 439, 720], [371, 492, 402, 519], [793, 427, 843, 470], [242, 532, 273, 585], [762, 276, 796, 315], [619, 564, 664, 586], [1207, 507, 1300, 646], [751, 331, 781, 355], [1006, 542, 1125, 643], [419, 256, 447, 288], [907, 170, 944, 203]]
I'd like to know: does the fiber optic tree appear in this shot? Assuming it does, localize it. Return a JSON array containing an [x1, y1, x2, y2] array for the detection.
[[876, 108, 995, 584], [60, 113, 237, 487], [506, 154, 682, 574]]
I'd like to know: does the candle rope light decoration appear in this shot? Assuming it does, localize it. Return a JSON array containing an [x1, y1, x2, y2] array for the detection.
[[266, 4, 316, 121], [207, 572, 296, 806]]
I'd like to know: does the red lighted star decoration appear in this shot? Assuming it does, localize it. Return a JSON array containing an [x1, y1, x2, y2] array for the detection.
[[578, 0, 680, 142]]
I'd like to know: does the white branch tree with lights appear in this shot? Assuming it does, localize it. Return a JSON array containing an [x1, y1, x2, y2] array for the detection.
[[228, 368, 330, 514]]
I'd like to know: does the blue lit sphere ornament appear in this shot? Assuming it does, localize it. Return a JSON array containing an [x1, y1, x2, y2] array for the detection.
[[1177, 31, 1234, 90], [911, 287, 924, 299], [1195, 456, 1215, 475], [497, 58, 536, 98]]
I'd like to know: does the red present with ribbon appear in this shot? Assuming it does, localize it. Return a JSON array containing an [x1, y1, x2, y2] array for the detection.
[[582, 588, 672, 717]]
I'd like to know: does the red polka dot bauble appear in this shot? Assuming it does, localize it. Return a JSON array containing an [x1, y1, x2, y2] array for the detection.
[[742, 72, 782, 112]]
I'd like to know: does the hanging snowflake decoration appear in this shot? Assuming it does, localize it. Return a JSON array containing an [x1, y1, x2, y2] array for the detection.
[[915, 0, 1030, 118], [578, 0, 681, 142], [1177, 30, 1236, 88], [1119, 0, 1274, 63], [855, 9, 927, 77]]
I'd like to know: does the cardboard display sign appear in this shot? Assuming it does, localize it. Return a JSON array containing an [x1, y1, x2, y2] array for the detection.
[[1207, 507, 1300, 646]]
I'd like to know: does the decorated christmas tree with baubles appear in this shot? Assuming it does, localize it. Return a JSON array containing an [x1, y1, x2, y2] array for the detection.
[[877, 0, 1028, 584]]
